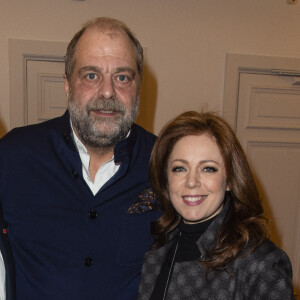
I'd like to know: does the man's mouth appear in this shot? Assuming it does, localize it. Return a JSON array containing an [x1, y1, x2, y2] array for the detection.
[[91, 109, 119, 116], [98, 109, 115, 114]]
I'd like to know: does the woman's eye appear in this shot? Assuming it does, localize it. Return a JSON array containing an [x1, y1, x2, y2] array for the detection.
[[172, 166, 186, 172], [203, 166, 217, 173]]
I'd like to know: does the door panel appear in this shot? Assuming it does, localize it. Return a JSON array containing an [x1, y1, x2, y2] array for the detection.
[[26, 60, 66, 125], [237, 72, 300, 293]]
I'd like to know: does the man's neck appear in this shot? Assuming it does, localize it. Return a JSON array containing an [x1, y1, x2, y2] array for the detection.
[[86, 146, 114, 182], [70, 121, 115, 182]]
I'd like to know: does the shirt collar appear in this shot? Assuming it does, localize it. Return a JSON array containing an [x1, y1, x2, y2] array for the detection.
[[69, 118, 131, 162]]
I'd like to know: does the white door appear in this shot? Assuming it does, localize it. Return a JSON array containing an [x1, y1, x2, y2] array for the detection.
[[26, 60, 66, 125], [236, 72, 300, 294]]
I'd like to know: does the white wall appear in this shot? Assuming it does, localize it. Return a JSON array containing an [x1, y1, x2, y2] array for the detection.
[[0, 0, 300, 135]]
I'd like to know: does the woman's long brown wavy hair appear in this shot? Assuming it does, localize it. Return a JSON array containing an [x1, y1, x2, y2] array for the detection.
[[150, 111, 268, 269]]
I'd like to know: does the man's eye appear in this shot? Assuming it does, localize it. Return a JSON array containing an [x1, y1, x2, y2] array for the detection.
[[203, 166, 217, 173], [85, 73, 98, 81], [172, 166, 186, 172], [116, 74, 130, 83]]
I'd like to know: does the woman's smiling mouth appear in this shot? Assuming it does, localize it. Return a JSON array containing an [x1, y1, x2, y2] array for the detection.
[[182, 195, 207, 206]]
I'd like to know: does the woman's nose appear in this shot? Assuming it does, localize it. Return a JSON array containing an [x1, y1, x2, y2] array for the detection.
[[185, 171, 201, 189]]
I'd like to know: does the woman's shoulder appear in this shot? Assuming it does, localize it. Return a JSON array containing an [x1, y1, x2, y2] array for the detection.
[[234, 238, 295, 299], [236, 238, 292, 272], [250, 238, 292, 265]]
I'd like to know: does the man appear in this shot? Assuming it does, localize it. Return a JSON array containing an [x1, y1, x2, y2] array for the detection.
[[0, 17, 160, 299]]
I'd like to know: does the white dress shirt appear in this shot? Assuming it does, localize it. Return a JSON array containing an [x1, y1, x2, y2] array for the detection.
[[71, 123, 120, 195], [0, 251, 5, 300]]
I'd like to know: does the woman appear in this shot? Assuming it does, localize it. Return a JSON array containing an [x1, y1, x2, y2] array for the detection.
[[138, 111, 295, 299]]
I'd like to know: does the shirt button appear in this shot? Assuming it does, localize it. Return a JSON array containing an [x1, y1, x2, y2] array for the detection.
[[88, 210, 98, 219], [63, 133, 70, 143], [72, 169, 79, 179], [84, 257, 93, 267]]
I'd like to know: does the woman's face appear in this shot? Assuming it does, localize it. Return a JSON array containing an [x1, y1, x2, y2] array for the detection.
[[167, 134, 229, 224]]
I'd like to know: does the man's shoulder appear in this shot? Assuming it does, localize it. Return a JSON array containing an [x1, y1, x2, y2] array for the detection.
[[131, 123, 156, 144], [0, 113, 68, 147]]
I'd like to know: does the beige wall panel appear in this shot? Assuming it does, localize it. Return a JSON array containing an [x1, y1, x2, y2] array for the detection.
[[1, 0, 300, 136]]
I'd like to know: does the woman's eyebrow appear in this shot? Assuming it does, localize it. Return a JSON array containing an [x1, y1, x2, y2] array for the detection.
[[199, 159, 222, 166], [170, 158, 188, 164]]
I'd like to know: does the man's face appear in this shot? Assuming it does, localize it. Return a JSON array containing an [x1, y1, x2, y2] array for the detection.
[[64, 27, 140, 149]]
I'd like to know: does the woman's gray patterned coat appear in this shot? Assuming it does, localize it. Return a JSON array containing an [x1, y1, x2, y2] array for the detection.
[[138, 205, 295, 300]]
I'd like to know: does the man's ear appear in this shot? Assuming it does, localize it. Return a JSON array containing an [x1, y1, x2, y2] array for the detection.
[[64, 74, 70, 98]]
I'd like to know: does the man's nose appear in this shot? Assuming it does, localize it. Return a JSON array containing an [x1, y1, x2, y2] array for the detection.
[[98, 76, 116, 99]]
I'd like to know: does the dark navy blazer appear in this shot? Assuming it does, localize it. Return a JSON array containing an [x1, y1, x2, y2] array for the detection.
[[0, 111, 161, 299]]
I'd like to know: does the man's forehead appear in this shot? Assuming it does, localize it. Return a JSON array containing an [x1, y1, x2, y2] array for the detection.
[[80, 27, 130, 46], [76, 28, 134, 54], [74, 27, 137, 69]]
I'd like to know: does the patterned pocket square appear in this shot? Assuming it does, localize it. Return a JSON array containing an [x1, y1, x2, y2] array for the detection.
[[128, 187, 160, 213]]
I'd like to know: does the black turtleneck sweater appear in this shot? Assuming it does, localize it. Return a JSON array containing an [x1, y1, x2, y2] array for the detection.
[[150, 217, 215, 300]]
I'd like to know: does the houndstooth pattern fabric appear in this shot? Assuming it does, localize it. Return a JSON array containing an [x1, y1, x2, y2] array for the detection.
[[138, 205, 295, 299]]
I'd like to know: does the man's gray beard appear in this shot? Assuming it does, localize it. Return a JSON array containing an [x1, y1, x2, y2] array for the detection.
[[68, 95, 139, 149]]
